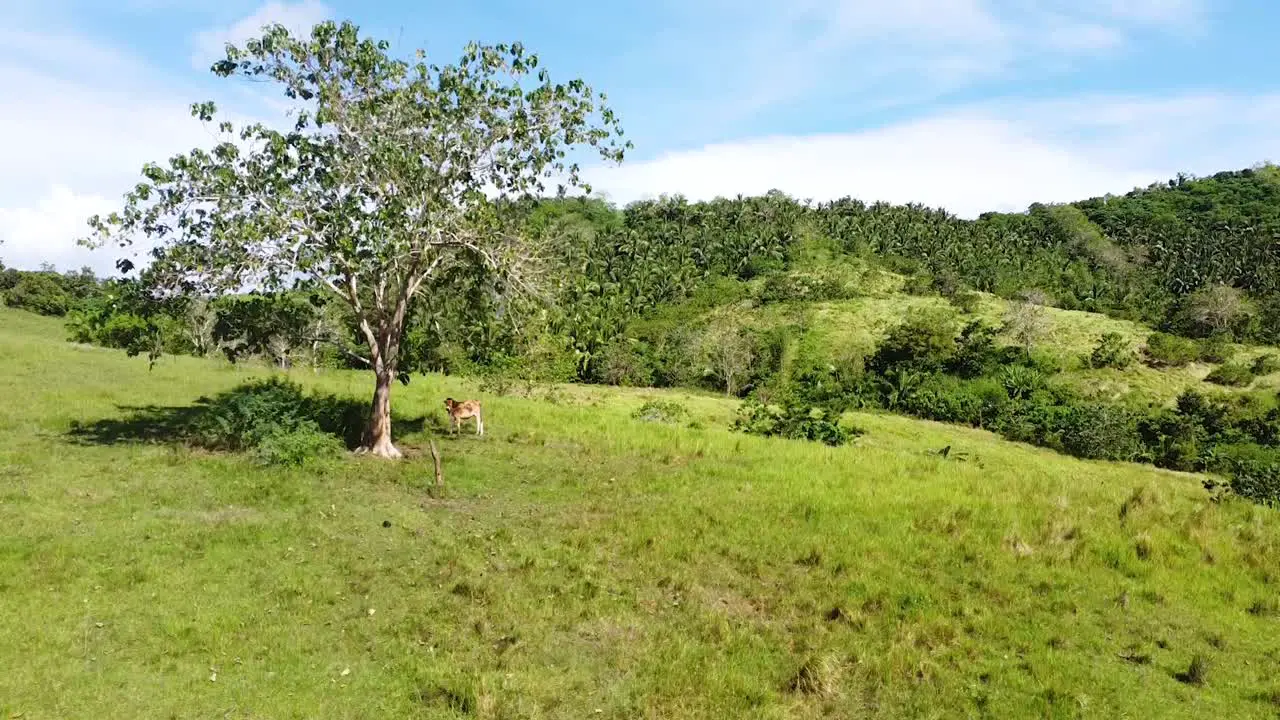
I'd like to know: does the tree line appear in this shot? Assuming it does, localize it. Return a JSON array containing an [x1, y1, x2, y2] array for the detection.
[[9, 164, 1280, 386]]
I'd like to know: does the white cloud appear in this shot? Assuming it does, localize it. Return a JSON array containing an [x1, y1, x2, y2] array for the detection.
[[0, 186, 116, 273], [190, 0, 331, 70], [585, 93, 1280, 218], [0, 26, 271, 275]]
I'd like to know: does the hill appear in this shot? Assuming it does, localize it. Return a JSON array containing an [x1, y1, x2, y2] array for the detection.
[[2, 306, 1279, 717]]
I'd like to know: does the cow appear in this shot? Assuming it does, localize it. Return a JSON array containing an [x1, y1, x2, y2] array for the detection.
[[443, 397, 484, 436]]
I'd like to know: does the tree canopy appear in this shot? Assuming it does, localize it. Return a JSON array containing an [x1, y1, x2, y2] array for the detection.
[[81, 19, 629, 457]]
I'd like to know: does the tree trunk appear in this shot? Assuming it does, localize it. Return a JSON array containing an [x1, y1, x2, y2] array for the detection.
[[361, 369, 402, 458]]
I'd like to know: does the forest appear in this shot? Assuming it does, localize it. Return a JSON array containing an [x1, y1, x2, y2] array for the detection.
[[9, 163, 1280, 375]]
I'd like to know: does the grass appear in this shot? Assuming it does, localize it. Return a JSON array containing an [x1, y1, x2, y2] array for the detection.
[[737, 278, 1280, 407], [3, 306, 1280, 717]]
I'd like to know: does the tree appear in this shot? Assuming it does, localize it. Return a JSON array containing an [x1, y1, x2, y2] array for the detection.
[[5, 272, 71, 316], [1174, 283, 1255, 339], [82, 20, 629, 457], [1003, 291, 1049, 354], [699, 319, 757, 396]]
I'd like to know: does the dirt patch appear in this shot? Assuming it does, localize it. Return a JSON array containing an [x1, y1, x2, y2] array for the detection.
[[697, 584, 762, 620], [153, 506, 264, 525]]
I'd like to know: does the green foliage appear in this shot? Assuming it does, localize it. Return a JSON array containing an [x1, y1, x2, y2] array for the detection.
[[5, 272, 71, 316], [82, 21, 630, 455], [1198, 335, 1238, 364], [1250, 354, 1280, 376], [948, 289, 982, 314], [1088, 332, 1136, 369], [185, 377, 360, 456], [1205, 363, 1255, 387], [1052, 402, 1144, 462], [732, 397, 860, 447], [867, 309, 958, 375], [1204, 444, 1280, 507], [757, 267, 857, 304], [1143, 332, 1200, 368], [1167, 284, 1256, 340], [250, 422, 345, 466], [631, 399, 687, 424]]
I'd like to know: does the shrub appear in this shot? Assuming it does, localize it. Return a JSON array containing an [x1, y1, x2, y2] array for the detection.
[[903, 375, 1011, 428], [1143, 332, 1199, 368], [1204, 444, 1280, 507], [758, 269, 855, 304], [1205, 362, 1254, 387], [947, 320, 1004, 378], [1169, 284, 1255, 340], [867, 310, 958, 375], [948, 290, 982, 314], [250, 422, 344, 466], [732, 398, 860, 447], [695, 320, 763, 396], [631, 399, 687, 424], [1088, 332, 1135, 369], [1198, 335, 1237, 364], [1052, 403, 1143, 462], [788, 356, 870, 413], [598, 340, 655, 387], [5, 273, 71, 316], [901, 272, 935, 297], [185, 377, 364, 460], [1138, 410, 1208, 472], [1251, 354, 1280, 376], [999, 365, 1047, 401], [1002, 294, 1050, 354]]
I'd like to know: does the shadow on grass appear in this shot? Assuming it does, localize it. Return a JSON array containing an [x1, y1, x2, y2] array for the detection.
[[66, 376, 429, 451]]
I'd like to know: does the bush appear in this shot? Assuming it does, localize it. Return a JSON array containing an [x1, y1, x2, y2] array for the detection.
[[1053, 403, 1143, 462], [1205, 362, 1254, 387], [1088, 332, 1135, 369], [999, 365, 1047, 400], [251, 422, 344, 466], [867, 310, 958, 375], [1204, 444, 1280, 507], [732, 398, 860, 447], [787, 356, 870, 413], [1198, 335, 1237, 364], [901, 272, 935, 296], [598, 340, 655, 387], [902, 375, 1011, 428], [1143, 332, 1199, 368], [186, 377, 364, 460], [946, 320, 1004, 378], [758, 269, 855, 304], [1250, 354, 1280, 376], [948, 290, 982, 314], [631, 399, 687, 424], [5, 273, 71, 316], [1168, 284, 1255, 340]]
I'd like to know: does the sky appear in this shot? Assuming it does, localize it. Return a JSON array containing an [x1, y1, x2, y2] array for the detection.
[[2, 0, 1280, 274]]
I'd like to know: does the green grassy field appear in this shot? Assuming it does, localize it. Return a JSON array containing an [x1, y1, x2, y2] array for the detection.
[[3, 306, 1280, 718]]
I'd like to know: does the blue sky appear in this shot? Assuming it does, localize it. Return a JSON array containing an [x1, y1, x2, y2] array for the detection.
[[3, 0, 1280, 273]]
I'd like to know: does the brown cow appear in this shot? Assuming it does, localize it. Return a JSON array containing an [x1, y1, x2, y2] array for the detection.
[[443, 398, 484, 436]]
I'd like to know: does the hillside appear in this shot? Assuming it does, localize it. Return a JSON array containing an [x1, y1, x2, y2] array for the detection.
[[2, 306, 1279, 717]]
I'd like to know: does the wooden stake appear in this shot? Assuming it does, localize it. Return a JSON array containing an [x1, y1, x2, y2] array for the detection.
[[428, 439, 444, 498]]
